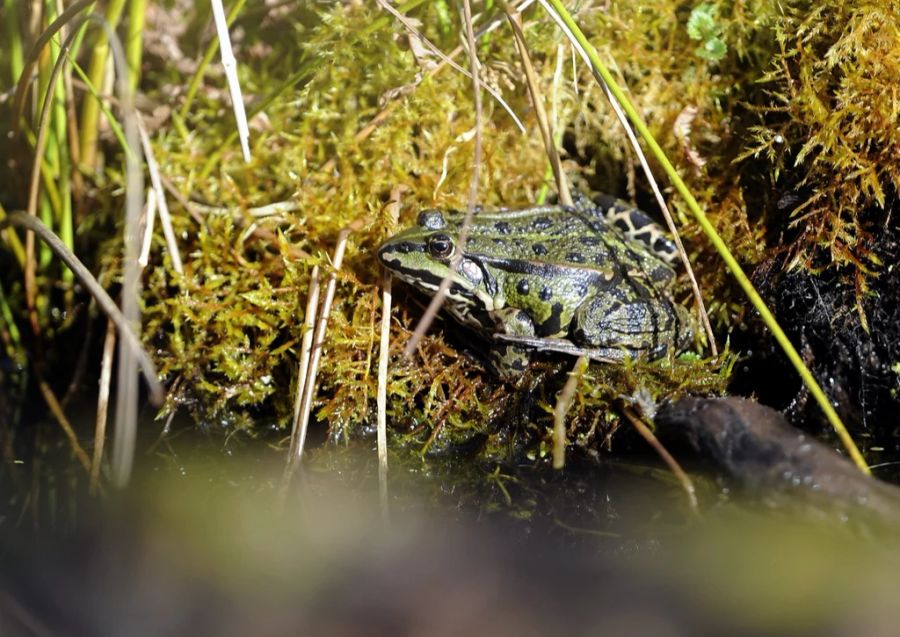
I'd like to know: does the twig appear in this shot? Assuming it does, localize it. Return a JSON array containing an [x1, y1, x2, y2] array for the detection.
[[501, 1, 571, 205], [210, 0, 251, 162], [622, 405, 698, 514], [91, 319, 116, 493], [552, 355, 588, 469], [377, 271, 392, 519]]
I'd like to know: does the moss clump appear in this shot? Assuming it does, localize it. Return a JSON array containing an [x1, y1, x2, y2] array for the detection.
[[743, 1, 899, 280]]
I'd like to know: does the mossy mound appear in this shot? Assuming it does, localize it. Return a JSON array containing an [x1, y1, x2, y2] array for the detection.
[[4, 1, 897, 466], [133, 1, 897, 456], [136, 2, 745, 459]]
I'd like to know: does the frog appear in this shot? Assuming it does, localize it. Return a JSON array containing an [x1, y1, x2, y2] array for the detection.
[[377, 192, 695, 378]]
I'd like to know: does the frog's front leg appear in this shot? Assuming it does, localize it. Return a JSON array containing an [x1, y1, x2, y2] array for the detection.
[[571, 294, 693, 361], [488, 307, 537, 379]]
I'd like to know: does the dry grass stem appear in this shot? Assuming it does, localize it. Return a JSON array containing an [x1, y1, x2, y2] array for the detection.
[[503, 3, 571, 205], [37, 376, 91, 474], [553, 355, 588, 469], [294, 229, 352, 459], [91, 319, 117, 493], [462, 0, 483, 212], [622, 405, 698, 514], [138, 188, 158, 266], [210, 0, 251, 162], [378, 271, 392, 518], [138, 117, 184, 273], [286, 265, 321, 465], [187, 199, 303, 219]]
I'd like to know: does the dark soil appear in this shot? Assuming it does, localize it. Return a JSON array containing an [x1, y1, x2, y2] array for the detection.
[[733, 196, 900, 453]]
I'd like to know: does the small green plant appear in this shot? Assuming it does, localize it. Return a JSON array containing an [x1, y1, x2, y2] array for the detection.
[[687, 3, 727, 62]]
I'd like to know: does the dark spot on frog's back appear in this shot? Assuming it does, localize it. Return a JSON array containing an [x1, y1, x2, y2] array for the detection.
[[567, 252, 585, 263], [654, 237, 674, 255], [632, 230, 653, 244], [516, 279, 530, 295], [532, 243, 548, 256], [539, 286, 553, 301], [532, 216, 553, 231], [629, 213, 653, 230], [580, 236, 599, 246], [494, 221, 512, 235]]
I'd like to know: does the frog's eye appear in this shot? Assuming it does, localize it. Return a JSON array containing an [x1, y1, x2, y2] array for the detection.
[[427, 233, 454, 259]]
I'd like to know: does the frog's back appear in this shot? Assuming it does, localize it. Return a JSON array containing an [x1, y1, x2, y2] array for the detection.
[[458, 205, 675, 287]]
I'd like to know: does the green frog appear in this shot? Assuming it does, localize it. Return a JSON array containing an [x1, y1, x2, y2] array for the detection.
[[377, 193, 695, 377]]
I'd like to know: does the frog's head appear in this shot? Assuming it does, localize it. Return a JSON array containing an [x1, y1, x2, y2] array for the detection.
[[377, 209, 496, 313]]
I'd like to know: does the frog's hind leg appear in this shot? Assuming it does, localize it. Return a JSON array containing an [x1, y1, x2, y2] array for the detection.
[[592, 194, 678, 264], [571, 294, 691, 361]]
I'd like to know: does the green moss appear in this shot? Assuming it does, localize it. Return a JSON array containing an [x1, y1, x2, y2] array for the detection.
[[745, 1, 899, 279]]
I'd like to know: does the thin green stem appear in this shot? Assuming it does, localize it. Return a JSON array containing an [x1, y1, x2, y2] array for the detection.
[[126, 0, 146, 92], [11, 0, 96, 128], [0, 203, 26, 266], [78, 0, 126, 170], [0, 280, 23, 355], [4, 0, 24, 86], [69, 55, 134, 161], [542, 0, 869, 474], [46, 1, 74, 285]]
